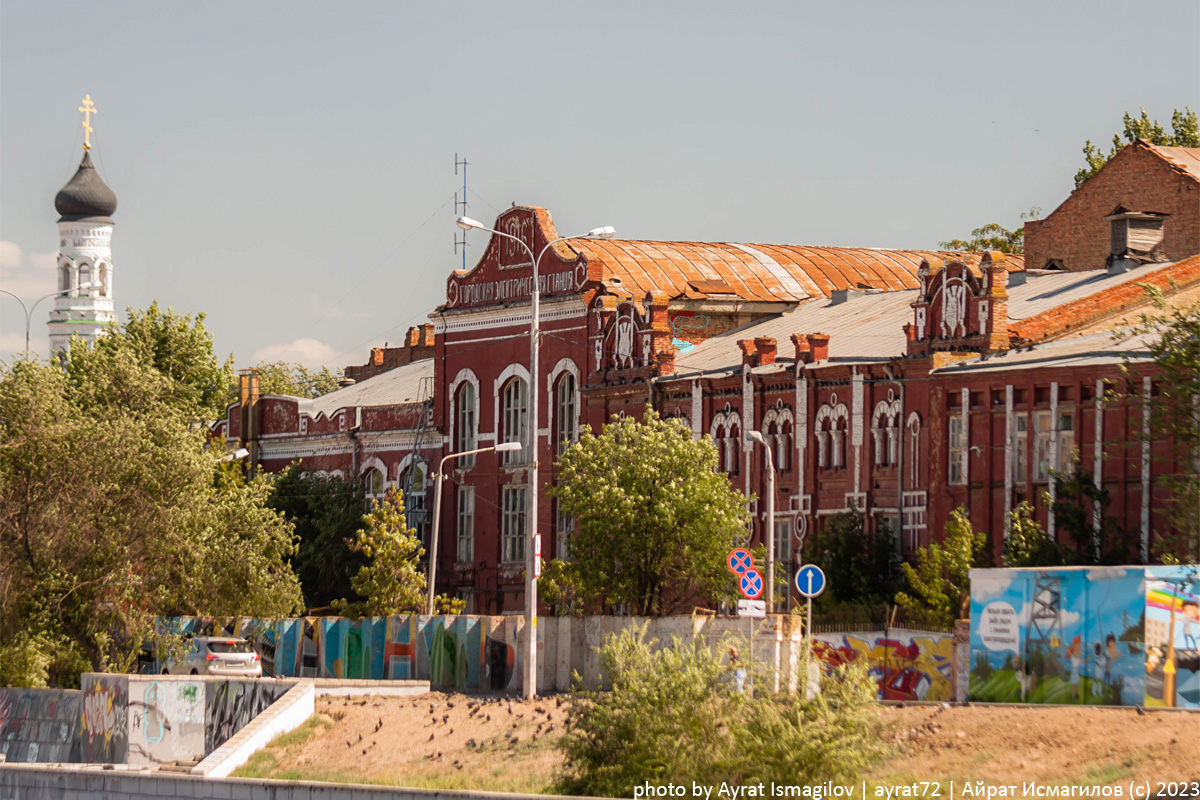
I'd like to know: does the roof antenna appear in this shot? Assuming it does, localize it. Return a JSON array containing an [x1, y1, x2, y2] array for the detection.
[[454, 153, 470, 271]]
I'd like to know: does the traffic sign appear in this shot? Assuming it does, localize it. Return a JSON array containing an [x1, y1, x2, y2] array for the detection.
[[737, 599, 766, 618], [740, 569, 764, 599], [795, 564, 826, 598], [727, 548, 753, 575]]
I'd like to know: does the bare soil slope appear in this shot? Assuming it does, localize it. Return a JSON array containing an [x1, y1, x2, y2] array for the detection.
[[235, 693, 1199, 795]]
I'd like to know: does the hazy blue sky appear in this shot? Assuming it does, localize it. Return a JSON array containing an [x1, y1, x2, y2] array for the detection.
[[2, 1, 1197, 367]]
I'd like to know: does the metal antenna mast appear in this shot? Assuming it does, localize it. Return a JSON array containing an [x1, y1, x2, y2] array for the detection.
[[454, 153, 470, 271]]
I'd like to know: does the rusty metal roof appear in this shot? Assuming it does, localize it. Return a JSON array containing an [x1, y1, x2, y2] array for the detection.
[[1149, 143, 1200, 181], [934, 330, 1155, 375], [568, 238, 1023, 302]]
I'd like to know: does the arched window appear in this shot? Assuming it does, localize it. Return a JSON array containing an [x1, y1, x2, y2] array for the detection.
[[777, 420, 792, 472], [59, 262, 71, 292], [816, 399, 848, 470], [77, 263, 91, 294], [97, 262, 111, 297], [501, 377, 528, 466], [727, 421, 740, 474], [364, 466, 386, 500], [401, 462, 428, 544], [556, 373, 577, 455], [456, 382, 476, 467]]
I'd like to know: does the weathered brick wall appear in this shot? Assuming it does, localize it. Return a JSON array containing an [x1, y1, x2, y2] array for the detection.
[[1024, 142, 1200, 272]]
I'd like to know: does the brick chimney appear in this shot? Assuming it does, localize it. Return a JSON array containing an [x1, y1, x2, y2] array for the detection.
[[791, 333, 812, 365], [807, 333, 830, 362], [982, 251, 1011, 353], [737, 339, 757, 369], [753, 337, 777, 366]]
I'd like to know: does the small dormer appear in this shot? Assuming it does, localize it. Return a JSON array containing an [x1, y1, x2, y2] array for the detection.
[[1105, 206, 1168, 273]]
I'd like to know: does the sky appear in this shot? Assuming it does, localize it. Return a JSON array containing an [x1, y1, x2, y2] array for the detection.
[[2, 1, 1198, 368]]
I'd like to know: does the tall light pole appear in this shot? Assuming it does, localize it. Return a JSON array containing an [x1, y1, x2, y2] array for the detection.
[[426, 441, 522, 615], [0, 282, 97, 355], [747, 430, 776, 610], [456, 215, 615, 699]]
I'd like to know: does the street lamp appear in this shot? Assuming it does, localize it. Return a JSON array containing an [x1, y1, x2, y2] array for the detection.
[[455, 214, 615, 699], [426, 441, 522, 615], [746, 430, 776, 611], [0, 282, 97, 355]]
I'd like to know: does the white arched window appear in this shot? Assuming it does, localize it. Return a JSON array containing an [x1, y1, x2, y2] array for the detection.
[[556, 373, 577, 455], [364, 466, 386, 500], [97, 262, 111, 297], [501, 377, 528, 466], [456, 382, 477, 467], [762, 404, 794, 472], [815, 398, 849, 469], [77, 263, 91, 294], [400, 461, 428, 544], [59, 261, 72, 292], [871, 394, 902, 467]]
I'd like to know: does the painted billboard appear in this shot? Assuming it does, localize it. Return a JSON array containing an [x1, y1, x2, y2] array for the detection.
[[966, 566, 1200, 706], [813, 630, 954, 701], [1143, 565, 1200, 709]]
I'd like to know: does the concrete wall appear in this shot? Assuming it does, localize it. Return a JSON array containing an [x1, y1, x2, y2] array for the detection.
[[124, 677, 205, 768], [0, 688, 82, 763], [0, 764, 585, 800]]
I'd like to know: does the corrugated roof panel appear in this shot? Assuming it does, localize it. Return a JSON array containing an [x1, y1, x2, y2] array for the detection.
[[308, 358, 433, 416], [1007, 260, 1178, 320], [1149, 144, 1200, 181], [935, 330, 1154, 374]]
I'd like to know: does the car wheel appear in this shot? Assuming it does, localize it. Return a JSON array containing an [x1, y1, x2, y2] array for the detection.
[[162, 668, 170, 675], [190, 669, 199, 675]]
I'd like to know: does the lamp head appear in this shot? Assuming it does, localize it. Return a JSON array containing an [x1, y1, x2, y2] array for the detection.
[[746, 431, 767, 446], [494, 441, 522, 453], [586, 226, 616, 239], [456, 216, 486, 232]]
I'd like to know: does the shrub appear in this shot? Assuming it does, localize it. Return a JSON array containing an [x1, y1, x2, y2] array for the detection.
[[555, 624, 884, 796]]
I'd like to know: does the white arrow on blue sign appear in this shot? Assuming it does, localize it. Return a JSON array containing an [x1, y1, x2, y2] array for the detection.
[[794, 564, 826, 598]]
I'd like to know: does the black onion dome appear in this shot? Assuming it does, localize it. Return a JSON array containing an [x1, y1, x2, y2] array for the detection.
[[55, 151, 117, 222]]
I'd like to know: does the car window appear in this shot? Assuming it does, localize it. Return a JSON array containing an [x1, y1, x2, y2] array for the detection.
[[208, 641, 255, 654]]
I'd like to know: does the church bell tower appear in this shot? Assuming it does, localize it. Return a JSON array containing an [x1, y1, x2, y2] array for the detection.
[[48, 95, 119, 356]]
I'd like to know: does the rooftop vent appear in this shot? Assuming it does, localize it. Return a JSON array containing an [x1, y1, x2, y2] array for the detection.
[[830, 287, 880, 305], [1105, 206, 1168, 273]]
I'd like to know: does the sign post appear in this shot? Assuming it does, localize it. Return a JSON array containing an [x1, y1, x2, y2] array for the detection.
[[794, 564, 827, 700]]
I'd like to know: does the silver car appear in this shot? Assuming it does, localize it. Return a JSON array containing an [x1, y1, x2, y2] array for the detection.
[[163, 636, 262, 677]]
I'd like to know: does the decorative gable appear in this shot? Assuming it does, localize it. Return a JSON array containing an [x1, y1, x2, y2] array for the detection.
[[906, 252, 1011, 356]]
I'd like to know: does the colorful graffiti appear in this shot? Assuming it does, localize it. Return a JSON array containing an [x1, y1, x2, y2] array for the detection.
[[969, 567, 1147, 705], [813, 631, 954, 701], [204, 680, 289, 755], [80, 676, 127, 763], [0, 689, 83, 763], [1144, 565, 1200, 709]]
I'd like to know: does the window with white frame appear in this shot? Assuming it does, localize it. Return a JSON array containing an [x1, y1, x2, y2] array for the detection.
[[456, 485, 475, 563], [401, 462, 428, 544], [501, 377, 528, 466], [1033, 409, 1074, 482], [948, 416, 966, 485], [726, 421, 740, 473], [1012, 412, 1028, 484], [365, 466, 386, 500], [777, 419, 792, 471], [556, 501, 575, 560], [501, 485, 527, 563], [830, 419, 846, 469], [456, 382, 476, 468], [556, 373, 577, 455]]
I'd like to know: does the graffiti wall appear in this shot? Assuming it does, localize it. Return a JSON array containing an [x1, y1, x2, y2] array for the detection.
[[0, 688, 82, 763], [813, 630, 954, 701], [969, 567, 1147, 705], [204, 680, 290, 755], [126, 677, 205, 766], [1144, 565, 1200, 709], [80, 675, 128, 763]]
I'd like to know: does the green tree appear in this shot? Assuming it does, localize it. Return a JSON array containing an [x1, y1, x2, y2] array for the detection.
[[253, 361, 343, 399], [0, 351, 302, 688], [332, 491, 427, 618], [940, 207, 1040, 254], [1047, 466, 1135, 565], [548, 411, 751, 616], [1075, 107, 1199, 188], [894, 507, 987, 625], [268, 464, 367, 611], [1003, 501, 1063, 568], [1125, 294, 1200, 562], [101, 300, 235, 419], [556, 625, 883, 797], [810, 509, 900, 605]]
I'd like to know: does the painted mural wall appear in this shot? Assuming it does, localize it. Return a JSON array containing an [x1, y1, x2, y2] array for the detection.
[[813, 630, 954, 701], [0, 688, 82, 763], [968, 565, 1200, 708], [125, 677, 205, 767], [80, 674, 128, 763]]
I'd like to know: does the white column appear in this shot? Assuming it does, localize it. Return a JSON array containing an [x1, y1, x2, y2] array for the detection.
[[1048, 382, 1058, 541], [1093, 379, 1104, 559], [690, 381, 702, 442], [961, 387, 970, 486], [852, 372, 865, 498], [1004, 384, 1013, 540], [1141, 376, 1151, 562]]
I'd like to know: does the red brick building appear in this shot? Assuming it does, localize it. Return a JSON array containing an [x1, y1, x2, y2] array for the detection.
[[221, 144, 1199, 614]]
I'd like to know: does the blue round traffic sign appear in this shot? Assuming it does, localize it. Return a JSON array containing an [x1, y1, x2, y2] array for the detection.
[[727, 548, 753, 575], [740, 569, 764, 599], [794, 564, 826, 598]]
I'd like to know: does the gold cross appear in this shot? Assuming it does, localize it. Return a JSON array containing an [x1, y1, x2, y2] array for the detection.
[[78, 95, 97, 151]]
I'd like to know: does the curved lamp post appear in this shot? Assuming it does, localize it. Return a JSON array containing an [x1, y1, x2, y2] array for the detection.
[[455, 215, 615, 699], [426, 441, 522, 615], [0, 282, 97, 355]]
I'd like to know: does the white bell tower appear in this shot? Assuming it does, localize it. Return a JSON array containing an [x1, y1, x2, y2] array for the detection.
[[48, 95, 118, 356]]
